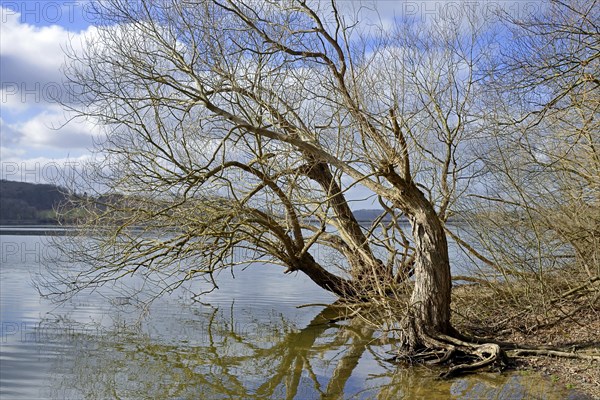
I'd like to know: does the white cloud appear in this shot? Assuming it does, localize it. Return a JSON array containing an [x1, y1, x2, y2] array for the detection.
[[0, 146, 25, 161], [1, 7, 100, 171], [16, 108, 99, 149], [1, 18, 67, 71], [0, 117, 23, 145], [0, 154, 94, 185], [0, 7, 97, 112], [0, 108, 100, 167]]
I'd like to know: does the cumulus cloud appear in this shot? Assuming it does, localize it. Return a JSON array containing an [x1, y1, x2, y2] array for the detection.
[[0, 6, 96, 111], [1, 7, 100, 169], [17, 108, 98, 148]]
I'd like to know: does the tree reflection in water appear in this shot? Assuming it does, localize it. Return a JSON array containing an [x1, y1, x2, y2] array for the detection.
[[40, 304, 570, 399]]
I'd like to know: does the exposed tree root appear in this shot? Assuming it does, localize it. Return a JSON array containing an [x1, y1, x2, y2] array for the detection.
[[392, 330, 509, 378], [449, 330, 600, 361], [391, 326, 599, 378], [441, 343, 505, 378], [508, 348, 600, 361]]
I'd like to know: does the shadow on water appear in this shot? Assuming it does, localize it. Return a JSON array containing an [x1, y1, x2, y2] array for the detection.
[[29, 304, 579, 400]]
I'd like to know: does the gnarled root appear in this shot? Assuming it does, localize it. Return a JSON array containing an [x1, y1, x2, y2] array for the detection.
[[440, 343, 505, 378], [392, 332, 508, 378]]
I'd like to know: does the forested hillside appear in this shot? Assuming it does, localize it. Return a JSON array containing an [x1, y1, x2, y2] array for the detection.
[[0, 180, 65, 224]]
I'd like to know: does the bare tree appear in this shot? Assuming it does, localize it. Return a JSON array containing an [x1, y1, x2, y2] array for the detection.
[[48, 0, 509, 371]]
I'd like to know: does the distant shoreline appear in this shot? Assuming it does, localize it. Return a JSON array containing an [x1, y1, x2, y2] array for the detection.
[[0, 225, 76, 236]]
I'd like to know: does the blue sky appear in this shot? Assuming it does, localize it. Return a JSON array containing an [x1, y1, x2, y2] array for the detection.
[[0, 0, 539, 187]]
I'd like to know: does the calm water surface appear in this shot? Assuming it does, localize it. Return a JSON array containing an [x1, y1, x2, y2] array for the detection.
[[0, 233, 582, 399]]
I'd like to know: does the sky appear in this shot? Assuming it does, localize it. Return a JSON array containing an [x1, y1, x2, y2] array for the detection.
[[0, 0, 542, 188], [1, 0, 99, 184]]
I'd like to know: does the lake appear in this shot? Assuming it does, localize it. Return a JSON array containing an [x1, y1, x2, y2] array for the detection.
[[0, 232, 581, 399]]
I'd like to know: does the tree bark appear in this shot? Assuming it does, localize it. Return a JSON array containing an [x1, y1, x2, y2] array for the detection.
[[400, 185, 453, 348]]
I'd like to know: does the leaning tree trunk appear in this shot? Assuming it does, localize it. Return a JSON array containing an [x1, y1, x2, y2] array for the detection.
[[294, 253, 356, 298], [391, 184, 508, 376], [401, 185, 453, 349]]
